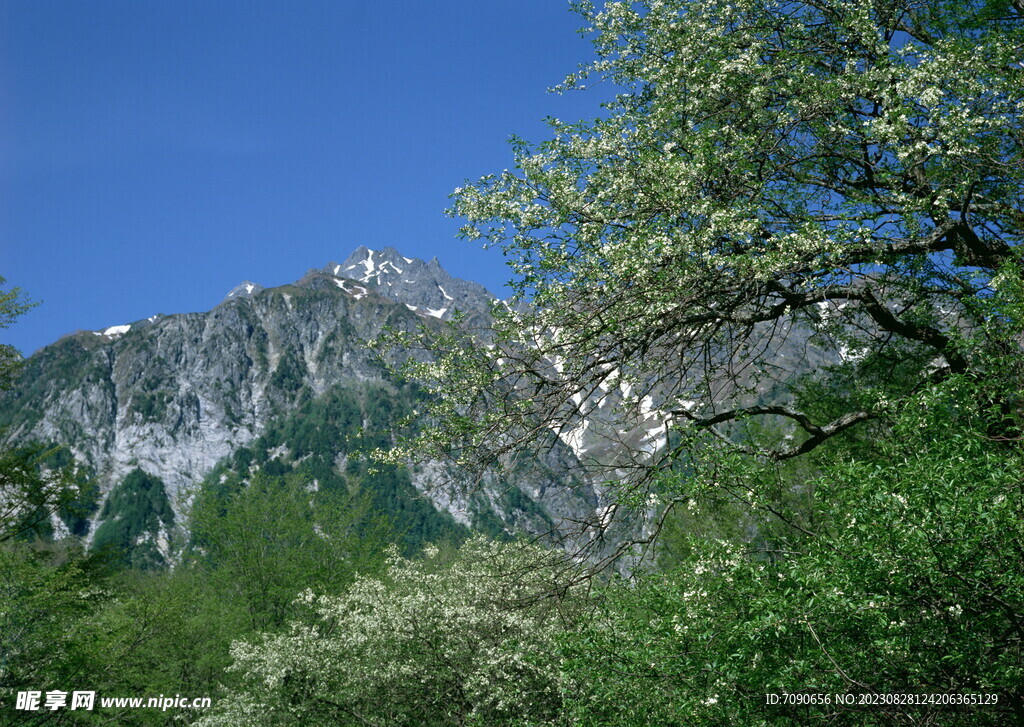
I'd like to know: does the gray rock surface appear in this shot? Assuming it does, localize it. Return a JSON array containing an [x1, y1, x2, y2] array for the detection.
[[0, 248, 604, 557]]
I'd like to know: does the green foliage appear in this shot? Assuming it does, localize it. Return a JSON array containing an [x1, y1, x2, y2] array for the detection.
[[188, 471, 391, 630], [0, 469, 400, 725], [0, 542, 112, 723], [0, 442, 94, 544], [91, 469, 174, 569], [558, 376, 1023, 724], [57, 472, 99, 538], [209, 383, 468, 555], [0, 277, 37, 391], [2, 470, 400, 726], [4, 4, 1023, 719], [33, 443, 102, 538], [129, 389, 172, 422], [268, 350, 306, 393], [76, 492, 388, 727], [62, 568, 242, 726], [0, 336, 98, 437], [373, 5, 1024, 718], [196, 537, 581, 727]]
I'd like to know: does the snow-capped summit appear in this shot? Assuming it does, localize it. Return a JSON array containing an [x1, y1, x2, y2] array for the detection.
[[217, 247, 493, 322], [323, 246, 493, 322], [224, 281, 264, 301]]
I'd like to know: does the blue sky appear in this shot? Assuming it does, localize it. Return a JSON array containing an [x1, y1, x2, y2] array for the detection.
[[1, 1, 603, 354]]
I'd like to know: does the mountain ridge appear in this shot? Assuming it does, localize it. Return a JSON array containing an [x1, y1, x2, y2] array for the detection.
[[213, 245, 497, 324], [0, 247, 601, 566]]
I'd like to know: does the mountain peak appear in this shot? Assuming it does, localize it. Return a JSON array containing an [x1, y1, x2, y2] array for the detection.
[[217, 248, 494, 323], [323, 247, 494, 322], [224, 280, 264, 301]]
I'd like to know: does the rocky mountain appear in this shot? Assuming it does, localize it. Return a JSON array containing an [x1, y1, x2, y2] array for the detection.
[[322, 246, 495, 324], [0, 247, 598, 566], [1, 245, 844, 569]]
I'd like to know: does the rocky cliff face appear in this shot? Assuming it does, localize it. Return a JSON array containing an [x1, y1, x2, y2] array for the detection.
[[324, 246, 495, 324], [0, 248, 602, 561]]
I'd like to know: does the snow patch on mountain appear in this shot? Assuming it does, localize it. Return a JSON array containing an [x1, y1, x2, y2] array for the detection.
[[333, 278, 368, 300], [321, 246, 495, 324], [224, 281, 264, 301]]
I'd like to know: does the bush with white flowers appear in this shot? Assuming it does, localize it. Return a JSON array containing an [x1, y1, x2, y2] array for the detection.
[[195, 536, 580, 727]]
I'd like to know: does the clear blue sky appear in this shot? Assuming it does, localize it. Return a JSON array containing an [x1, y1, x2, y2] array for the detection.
[[1, 1, 603, 354]]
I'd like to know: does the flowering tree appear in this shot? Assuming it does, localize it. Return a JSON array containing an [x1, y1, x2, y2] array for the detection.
[[388, 0, 1023, 541], [194, 537, 580, 727], [375, 5, 1024, 715]]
